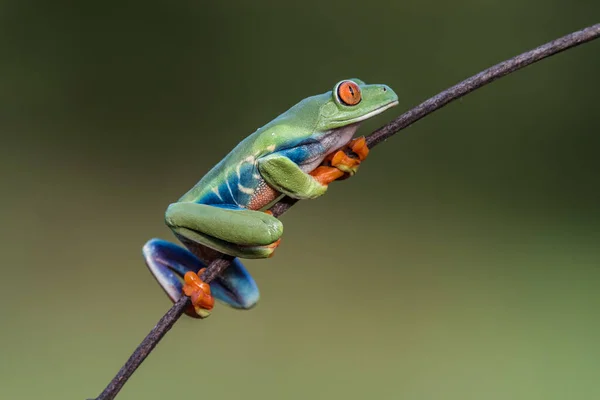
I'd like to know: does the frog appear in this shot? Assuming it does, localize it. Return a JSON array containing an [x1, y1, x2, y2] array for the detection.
[[143, 79, 398, 317]]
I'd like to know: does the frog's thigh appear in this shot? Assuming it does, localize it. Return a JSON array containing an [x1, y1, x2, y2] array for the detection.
[[257, 155, 327, 200], [165, 202, 283, 258]]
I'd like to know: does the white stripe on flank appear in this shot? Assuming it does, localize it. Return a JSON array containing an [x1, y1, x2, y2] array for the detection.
[[236, 156, 256, 178], [238, 184, 254, 195], [211, 187, 223, 200], [225, 180, 241, 206]]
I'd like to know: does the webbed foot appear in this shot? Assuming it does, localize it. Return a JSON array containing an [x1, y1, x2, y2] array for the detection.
[[143, 239, 260, 317], [319, 136, 370, 180]]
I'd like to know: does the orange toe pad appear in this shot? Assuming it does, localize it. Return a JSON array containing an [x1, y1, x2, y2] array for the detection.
[[349, 137, 369, 161], [183, 268, 214, 316]]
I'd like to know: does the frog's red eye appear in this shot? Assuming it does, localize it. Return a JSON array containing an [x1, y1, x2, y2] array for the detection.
[[337, 81, 361, 106]]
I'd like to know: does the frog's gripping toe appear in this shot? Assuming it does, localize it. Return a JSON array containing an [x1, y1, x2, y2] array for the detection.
[[330, 150, 361, 175], [310, 166, 345, 186], [349, 136, 369, 161], [327, 136, 370, 177]]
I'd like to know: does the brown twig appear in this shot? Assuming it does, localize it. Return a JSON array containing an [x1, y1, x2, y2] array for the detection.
[[92, 23, 600, 400]]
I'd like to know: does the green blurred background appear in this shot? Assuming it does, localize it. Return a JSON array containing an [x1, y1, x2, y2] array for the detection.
[[1, 2, 599, 399]]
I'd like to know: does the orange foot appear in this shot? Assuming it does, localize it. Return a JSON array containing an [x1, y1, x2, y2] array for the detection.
[[329, 136, 370, 177], [183, 268, 214, 318]]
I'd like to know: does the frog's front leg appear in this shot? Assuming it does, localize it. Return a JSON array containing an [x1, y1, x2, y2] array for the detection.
[[165, 202, 283, 259], [257, 155, 329, 199]]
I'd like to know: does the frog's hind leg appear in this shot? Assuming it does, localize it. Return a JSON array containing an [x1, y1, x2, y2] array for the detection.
[[165, 202, 283, 259], [143, 238, 260, 317]]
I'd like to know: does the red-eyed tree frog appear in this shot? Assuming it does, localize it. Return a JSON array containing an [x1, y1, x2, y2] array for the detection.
[[144, 79, 398, 317]]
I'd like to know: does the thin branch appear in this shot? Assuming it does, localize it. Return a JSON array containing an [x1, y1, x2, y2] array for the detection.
[[368, 24, 600, 147], [92, 23, 600, 400]]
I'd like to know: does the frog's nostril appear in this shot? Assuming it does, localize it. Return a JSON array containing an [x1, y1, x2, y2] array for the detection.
[[382, 87, 387, 92]]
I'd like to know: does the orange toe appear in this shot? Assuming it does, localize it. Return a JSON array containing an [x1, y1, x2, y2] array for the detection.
[[310, 165, 345, 185], [330, 150, 360, 169], [349, 137, 369, 161], [323, 152, 336, 164]]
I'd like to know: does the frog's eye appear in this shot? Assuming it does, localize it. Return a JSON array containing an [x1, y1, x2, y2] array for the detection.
[[337, 81, 362, 106]]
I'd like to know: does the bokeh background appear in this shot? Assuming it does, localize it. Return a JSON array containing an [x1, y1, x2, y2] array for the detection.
[[1, 2, 599, 399]]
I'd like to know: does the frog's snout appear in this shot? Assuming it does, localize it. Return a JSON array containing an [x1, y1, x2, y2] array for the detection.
[[378, 84, 398, 102], [379, 84, 393, 94]]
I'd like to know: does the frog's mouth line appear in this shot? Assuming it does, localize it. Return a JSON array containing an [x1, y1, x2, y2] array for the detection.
[[352, 100, 399, 123]]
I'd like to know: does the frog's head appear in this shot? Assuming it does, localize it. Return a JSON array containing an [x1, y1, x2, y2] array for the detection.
[[315, 79, 398, 131]]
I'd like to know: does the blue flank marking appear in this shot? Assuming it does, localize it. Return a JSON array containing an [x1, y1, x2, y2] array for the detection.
[[196, 161, 257, 208], [280, 144, 312, 165], [195, 137, 324, 208]]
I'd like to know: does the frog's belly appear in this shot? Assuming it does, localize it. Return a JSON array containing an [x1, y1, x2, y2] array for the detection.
[[247, 179, 281, 210]]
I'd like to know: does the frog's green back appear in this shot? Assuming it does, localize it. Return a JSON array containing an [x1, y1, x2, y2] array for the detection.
[[176, 79, 398, 207], [178, 93, 327, 204]]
